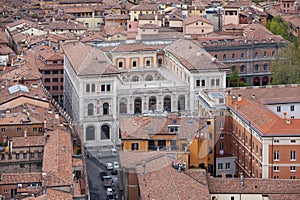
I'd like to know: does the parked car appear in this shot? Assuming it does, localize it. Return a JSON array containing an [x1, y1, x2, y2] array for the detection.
[[103, 176, 113, 188], [111, 168, 118, 175], [105, 162, 113, 170], [100, 171, 108, 181], [113, 161, 119, 169]]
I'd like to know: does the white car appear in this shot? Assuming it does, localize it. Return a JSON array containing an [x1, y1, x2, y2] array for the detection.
[[105, 162, 113, 170], [113, 161, 119, 169]]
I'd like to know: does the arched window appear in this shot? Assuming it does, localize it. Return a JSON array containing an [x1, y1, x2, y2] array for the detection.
[[119, 98, 127, 114], [86, 126, 95, 140], [103, 103, 109, 115], [132, 76, 139, 82], [88, 103, 94, 116], [91, 84, 95, 92], [146, 75, 153, 81], [149, 96, 156, 111], [134, 97, 142, 114], [101, 125, 110, 140], [86, 84, 90, 92], [178, 95, 185, 111], [163, 95, 171, 112], [263, 63, 268, 71]]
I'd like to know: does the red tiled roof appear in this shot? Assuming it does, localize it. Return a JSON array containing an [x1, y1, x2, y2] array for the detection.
[[183, 15, 213, 25], [62, 42, 118, 75], [209, 176, 300, 195], [130, 3, 158, 11], [12, 136, 45, 147], [165, 39, 229, 71], [1, 172, 42, 184], [42, 129, 73, 187], [138, 165, 210, 200]]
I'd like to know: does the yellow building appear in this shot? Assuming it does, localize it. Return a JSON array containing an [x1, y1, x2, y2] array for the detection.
[[119, 114, 215, 171]]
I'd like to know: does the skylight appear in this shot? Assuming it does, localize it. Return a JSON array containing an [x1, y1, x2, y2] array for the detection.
[[8, 84, 30, 94]]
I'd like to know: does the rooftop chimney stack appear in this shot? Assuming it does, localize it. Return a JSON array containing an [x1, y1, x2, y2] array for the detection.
[[237, 94, 242, 102]]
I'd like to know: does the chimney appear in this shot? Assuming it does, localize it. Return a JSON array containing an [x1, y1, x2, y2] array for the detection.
[[237, 94, 242, 102], [226, 90, 232, 107], [141, 161, 146, 175], [252, 94, 255, 99], [283, 112, 287, 119]]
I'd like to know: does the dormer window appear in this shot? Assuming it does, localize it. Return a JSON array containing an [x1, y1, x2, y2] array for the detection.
[[168, 125, 180, 133]]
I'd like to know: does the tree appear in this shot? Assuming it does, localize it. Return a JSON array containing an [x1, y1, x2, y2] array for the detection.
[[228, 69, 250, 87], [271, 44, 300, 84]]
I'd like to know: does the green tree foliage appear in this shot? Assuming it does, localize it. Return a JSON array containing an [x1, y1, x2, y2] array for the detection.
[[228, 69, 250, 87], [266, 15, 297, 45], [271, 44, 300, 84]]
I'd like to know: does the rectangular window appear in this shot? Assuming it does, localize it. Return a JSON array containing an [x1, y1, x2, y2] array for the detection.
[[291, 176, 296, 179], [291, 151, 296, 160], [101, 84, 105, 92], [44, 78, 50, 83], [211, 79, 215, 86], [38, 152, 43, 158], [290, 166, 296, 172], [44, 70, 51, 75], [23, 153, 27, 159], [274, 176, 279, 179], [146, 60, 151, 66], [17, 128, 21, 133], [20, 164, 25, 168], [274, 151, 279, 161], [226, 162, 230, 170], [16, 154, 19, 159], [38, 127, 43, 132], [196, 80, 200, 86], [52, 86, 58, 90], [61, 77, 64, 82], [277, 106, 281, 112], [274, 166, 279, 172], [30, 153, 34, 158], [274, 140, 279, 143], [53, 70, 59, 74], [1, 128, 5, 133], [216, 79, 220, 86], [220, 142, 224, 150], [220, 121, 224, 129], [118, 61, 123, 68], [52, 78, 59, 82], [218, 163, 223, 170], [131, 143, 139, 150], [220, 133, 224, 138], [132, 60, 137, 67], [201, 80, 205, 87], [240, 53, 244, 59], [106, 84, 111, 92], [231, 53, 235, 59], [53, 60, 58, 65], [291, 105, 295, 111], [291, 140, 296, 143]]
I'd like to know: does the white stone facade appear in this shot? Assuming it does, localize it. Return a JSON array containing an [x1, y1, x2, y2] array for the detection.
[[63, 39, 228, 148]]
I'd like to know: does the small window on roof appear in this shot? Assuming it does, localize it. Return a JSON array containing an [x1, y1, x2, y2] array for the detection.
[[202, 42, 207, 46]]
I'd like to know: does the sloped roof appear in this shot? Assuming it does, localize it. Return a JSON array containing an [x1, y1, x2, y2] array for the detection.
[[183, 15, 213, 25], [62, 42, 118, 76], [165, 39, 228, 71]]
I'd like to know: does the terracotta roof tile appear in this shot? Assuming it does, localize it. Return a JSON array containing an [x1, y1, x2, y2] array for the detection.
[[62, 42, 118, 75], [12, 136, 45, 147], [183, 15, 213, 25], [209, 176, 300, 195], [1, 172, 42, 184], [138, 165, 210, 200], [130, 3, 159, 11], [165, 39, 229, 71], [42, 129, 73, 187]]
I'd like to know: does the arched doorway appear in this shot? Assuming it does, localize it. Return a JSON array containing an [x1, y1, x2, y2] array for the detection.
[[149, 96, 157, 111], [262, 76, 269, 85], [253, 77, 260, 86], [134, 97, 142, 114], [178, 95, 185, 111], [240, 78, 246, 83], [163, 95, 171, 112], [101, 125, 110, 140]]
